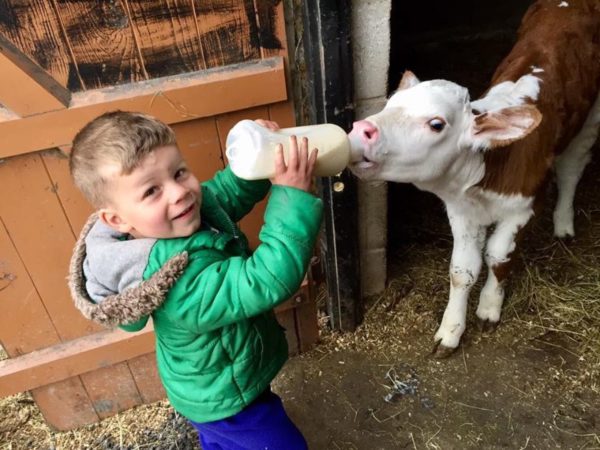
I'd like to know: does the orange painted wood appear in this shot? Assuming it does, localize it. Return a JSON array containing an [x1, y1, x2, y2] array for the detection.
[[41, 150, 95, 235], [128, 352, 166, 404], [0, 2, 72, 88], [32, 377, 99, 431], [80, 363, 143, 419], [0, 57, 287, 159], [269, 101, 296, 128], [126, 0, 203, 77], [0, 153, 98, 342], [0, 39, 70, 116], [259, 0, 288, 59], [172, 117, 225, 182], [0, 326, 155, 398], [0, 220, 61, 357], [50, 1, 146, 91], [0, 169, 99, 429], [190, 0, 261, 69]]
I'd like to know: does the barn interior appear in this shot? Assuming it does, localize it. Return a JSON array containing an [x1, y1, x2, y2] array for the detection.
[[386, 0, 534, 257], [382, 0, 600, 392]]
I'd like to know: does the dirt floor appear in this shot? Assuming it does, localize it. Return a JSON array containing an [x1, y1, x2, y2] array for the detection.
[[2, 161, 600, 450], [279, 155, 600, 449]]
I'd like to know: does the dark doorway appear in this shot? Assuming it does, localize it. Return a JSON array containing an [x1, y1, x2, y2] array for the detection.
[[386, 0, 536, 261]]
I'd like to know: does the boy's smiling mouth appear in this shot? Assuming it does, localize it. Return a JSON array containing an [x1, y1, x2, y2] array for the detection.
[[173, 203, 196, 220]]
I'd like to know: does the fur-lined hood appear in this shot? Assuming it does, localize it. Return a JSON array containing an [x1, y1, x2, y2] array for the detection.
[[68, 213, 188, 327]]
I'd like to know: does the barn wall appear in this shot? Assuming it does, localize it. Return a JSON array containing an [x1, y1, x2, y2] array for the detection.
[[351, 0, 391, 296]]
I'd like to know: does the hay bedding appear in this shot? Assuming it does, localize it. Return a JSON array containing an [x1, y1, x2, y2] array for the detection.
[[2, 156, 600, 448]]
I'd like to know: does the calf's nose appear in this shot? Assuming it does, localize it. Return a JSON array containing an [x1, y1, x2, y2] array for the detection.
[[351, 120, 379, 145]]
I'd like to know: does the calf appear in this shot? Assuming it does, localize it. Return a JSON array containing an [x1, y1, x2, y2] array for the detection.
[[348, 0, 600, 357]]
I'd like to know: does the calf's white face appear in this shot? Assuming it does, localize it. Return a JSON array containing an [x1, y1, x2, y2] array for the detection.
[[349, 72, 542, 185]]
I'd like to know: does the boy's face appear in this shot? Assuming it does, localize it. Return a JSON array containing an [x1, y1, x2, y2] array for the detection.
[[99, 145, 202, 239]]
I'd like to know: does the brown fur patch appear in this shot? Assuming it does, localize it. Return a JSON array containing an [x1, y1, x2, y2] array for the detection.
[[477, 0, 600, 197]]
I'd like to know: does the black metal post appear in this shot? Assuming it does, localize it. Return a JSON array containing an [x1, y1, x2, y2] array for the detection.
[[301, 0, 362, 331]]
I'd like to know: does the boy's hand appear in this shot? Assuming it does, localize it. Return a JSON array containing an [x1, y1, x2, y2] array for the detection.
[[255, 119, 280, 131], [270, 136, 318, 192]]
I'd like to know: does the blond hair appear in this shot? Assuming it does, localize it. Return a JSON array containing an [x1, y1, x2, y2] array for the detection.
[[69, 111, 176, 206]]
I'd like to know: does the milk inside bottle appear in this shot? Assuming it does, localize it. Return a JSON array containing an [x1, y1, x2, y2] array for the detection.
[[225, 120, 351, 180]]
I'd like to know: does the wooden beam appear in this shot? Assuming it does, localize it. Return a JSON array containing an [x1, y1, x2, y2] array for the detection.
[[302, 0, 361, 331], [0, 35, 71, 116], [0, 56, 287, 159], [0, 325, 155, 398]]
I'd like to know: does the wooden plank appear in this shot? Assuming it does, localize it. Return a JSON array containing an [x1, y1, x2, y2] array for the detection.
[[0, 326, 155, 398], [128, 352, 166, 404], [0, 56, 287, 159], [41, 150, 95, 235], [125, 0, 203, 78], [268, 101, 296, 128], [172, 117, 225, 182], [50, 0, 146, 90], [80, 363, 143, 419], [0, 36, 70, 116], [0, 152, 135, 421], [0, 220, 61, 356], [256, 0, 288, 59], [0, 184, 99, 430], [32, 377, 99, 431], [191, 0, 261, 69], [303, 0, 361, 331], [0, 1, 72, 89], [0, 153, 99, 341]]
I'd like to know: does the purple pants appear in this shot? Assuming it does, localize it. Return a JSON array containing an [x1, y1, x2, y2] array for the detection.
[[189, 388, 308, 450]]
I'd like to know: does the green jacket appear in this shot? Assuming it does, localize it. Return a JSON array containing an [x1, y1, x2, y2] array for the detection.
[[69, 167, 323, 423]]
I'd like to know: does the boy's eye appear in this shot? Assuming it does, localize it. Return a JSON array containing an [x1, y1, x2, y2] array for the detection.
[[175, 168, 188, 179], [142, 186, 159, 199]]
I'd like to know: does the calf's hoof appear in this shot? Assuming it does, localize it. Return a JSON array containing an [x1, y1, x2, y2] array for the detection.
[[431, 340, 458, 359], [477, 318, 499, 333]]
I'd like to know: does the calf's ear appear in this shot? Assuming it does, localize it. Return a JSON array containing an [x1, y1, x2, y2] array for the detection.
[[398, 70, 420, 90], [470, 105, 542, 151]]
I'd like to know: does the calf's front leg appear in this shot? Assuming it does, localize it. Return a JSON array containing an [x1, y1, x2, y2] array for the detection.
[[477, 209, 533, 329], [434, 213, 485, 357]]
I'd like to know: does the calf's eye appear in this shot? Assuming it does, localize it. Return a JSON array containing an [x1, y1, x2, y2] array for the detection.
[[428, 118, 446, 132]]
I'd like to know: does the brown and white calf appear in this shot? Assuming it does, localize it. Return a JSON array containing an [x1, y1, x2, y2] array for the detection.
[[348, 0, 600, 356]]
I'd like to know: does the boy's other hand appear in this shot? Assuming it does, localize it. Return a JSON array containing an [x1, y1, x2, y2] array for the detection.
[[270, 136, 318, 192], [255, 119, 280, 131]]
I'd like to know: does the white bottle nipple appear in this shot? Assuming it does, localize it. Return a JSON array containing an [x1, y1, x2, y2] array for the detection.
[[225, 120, 351, 180]]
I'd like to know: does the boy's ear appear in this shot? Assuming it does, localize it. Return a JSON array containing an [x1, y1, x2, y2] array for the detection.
[[98, 208, 133, 234]]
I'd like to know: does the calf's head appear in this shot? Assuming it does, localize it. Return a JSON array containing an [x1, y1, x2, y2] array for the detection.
[[349, 71, 542, 184]]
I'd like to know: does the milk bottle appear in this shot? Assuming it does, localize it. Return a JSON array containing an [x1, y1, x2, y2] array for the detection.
[[225, 120, 350, 180]]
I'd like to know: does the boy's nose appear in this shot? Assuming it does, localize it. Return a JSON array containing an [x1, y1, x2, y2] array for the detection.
[[169, 182, 189, 203]]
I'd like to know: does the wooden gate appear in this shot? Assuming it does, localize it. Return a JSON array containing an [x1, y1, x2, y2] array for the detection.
[[0, 0, 319, 431]]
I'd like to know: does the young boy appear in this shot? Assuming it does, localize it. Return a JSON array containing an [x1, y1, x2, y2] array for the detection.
[[67, 111, 322, 449]]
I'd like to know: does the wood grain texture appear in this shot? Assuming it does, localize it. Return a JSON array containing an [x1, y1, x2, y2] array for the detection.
[[51, 0, 147, 90], [0, 219, 61, 357], [128, 352, 166, 404], [0, 0, 72, 88], [1, 0, 282, 90]]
